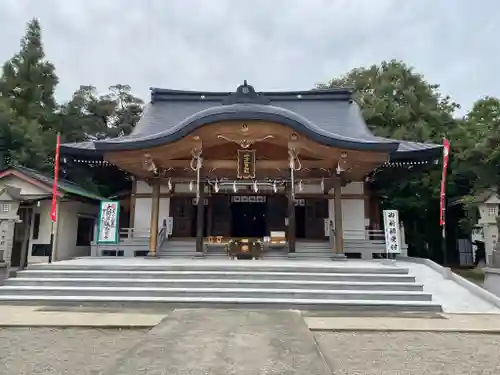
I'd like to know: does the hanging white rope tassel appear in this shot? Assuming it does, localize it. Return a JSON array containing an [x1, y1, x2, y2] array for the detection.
[[190, 149, 202, 205], [196, 156, 202, 204], [288, 149, 302, 199], [289, 150, 296, 199]]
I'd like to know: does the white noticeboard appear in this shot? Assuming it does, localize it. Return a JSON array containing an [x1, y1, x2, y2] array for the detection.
[[383, 209, 401, 254], [324, 218, 330, 237], [167, 217, 173, 236], [97, 201, 120, 244]]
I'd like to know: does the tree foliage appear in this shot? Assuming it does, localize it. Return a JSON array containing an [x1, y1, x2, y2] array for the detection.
[[0, 19, 143, 193], [318, 60, 469, 261]]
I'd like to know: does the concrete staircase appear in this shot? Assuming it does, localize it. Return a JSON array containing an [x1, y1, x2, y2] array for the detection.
[[0, 261, 442, 312], [158, 239, 198, 259], [295, 241, 332, 259]]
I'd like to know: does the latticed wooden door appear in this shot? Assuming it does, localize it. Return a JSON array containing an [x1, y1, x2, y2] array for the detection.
[[170, 197, 192, 237], [305, 198, 329, 239]]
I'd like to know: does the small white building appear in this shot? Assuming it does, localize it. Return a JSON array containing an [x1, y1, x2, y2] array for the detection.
[[0, 165, 104, 269], [468, 189, 500, 265]]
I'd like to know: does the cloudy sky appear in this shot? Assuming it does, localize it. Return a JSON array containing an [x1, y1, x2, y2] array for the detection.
[[0, 0, 498, 114]]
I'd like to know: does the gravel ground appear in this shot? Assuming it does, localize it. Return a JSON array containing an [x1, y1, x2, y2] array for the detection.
[[0, 328, 147, 375], [315, 332, 500, 375]]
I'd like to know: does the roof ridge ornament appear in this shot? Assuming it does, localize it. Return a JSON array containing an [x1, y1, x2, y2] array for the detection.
[[222, 80, 271, 105]]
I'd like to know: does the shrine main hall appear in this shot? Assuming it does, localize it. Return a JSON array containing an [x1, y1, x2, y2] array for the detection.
[[61, 82, 441, 259]]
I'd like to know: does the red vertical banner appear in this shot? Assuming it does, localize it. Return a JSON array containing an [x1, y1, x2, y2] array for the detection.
[[439, 138, 450, 226], [50, 133, 61, 222]]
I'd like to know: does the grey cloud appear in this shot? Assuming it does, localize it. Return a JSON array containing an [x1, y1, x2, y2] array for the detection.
[[0, 0, 499, 115]]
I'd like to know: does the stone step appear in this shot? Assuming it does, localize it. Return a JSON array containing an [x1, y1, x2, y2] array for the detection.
[[5, 278, 424, 291], [157, 252, 198, 257], [15, 270, 415, 282], [0, 286, 433, 301], [25, 263, 410, 274], [0, 294, 442, 312]]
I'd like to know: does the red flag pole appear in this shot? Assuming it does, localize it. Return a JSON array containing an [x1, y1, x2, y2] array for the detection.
[[48, 133, 61, 264], [440, 138, 450, 266]]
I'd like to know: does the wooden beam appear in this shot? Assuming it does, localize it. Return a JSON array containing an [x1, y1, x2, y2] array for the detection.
[[196, 181, 205, 253], [133, 192, 367, 200], [287, 182, 296, 253], [129, 178, 137, 228], [155, 159, 334, 170]]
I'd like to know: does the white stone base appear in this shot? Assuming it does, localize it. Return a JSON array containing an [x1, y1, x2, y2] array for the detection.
[[484, 268, 500, 298]]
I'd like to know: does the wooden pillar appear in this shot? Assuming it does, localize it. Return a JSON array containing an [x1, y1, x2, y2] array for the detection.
[[195, 184, 205, 253], [129, 178, 137, 230], [207, 194, 213, 237], [287, 183, 296, 253], [333, 178, 344, 255], [148, 182, 160, 257]]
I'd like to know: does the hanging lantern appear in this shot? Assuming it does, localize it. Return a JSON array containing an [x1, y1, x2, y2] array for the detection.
[[167, 178, 172, 191]]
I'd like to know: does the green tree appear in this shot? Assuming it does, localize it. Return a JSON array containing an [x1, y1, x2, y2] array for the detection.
[[59, 84, 143, 143], [317, 60, 459, 140], [463, 97, 500, 193], [58, 84, 143, 196], [0, 18, 58, 171], [0, 18, 58, 125], [106, 84, 144, 137], [318, 60, 463, 261]]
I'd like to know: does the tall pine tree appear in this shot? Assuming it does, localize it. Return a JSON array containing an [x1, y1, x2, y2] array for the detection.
[[0, 18, 59, 170]]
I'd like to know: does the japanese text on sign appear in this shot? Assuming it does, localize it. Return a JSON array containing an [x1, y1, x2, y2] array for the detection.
[[237, 149, 256, 179], [383, 209, 401, 254]]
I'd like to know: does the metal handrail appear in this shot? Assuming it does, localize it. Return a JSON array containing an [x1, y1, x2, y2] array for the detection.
[[157, 223, 167, 249], [328, 220, 336, 249], [343, 229, 385, 241], [119, 228, 151, 239]]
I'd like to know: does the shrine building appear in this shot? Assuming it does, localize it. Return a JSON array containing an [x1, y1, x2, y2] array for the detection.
[[61, 82, 442, 259]]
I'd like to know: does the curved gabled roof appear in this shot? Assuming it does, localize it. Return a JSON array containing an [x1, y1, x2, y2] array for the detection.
[[94, 102, 399, 152], [61, 82, 442, 160]]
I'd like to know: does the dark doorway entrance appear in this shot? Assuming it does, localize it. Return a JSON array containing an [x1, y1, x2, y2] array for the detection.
[[295, 205, 306, 238], [11, 206, 32, 268], [231, 199, 267, 238], [190, 199, 209, 237]]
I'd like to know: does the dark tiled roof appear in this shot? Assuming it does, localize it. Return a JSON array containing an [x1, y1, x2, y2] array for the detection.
[[6, 165, 105, 201], [61, 83, 441, 160]]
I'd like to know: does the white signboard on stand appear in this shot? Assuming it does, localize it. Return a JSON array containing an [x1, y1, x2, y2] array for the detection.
[[167, 217, 173, 236], [97, 201, 120, 244], [324, 218, 330, 237], [383, 209, 401, 254]]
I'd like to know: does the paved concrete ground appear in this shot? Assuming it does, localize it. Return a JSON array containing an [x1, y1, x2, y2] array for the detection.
[[0, 327, 147, 375], [5, 304, 500, 334], [103, 309, 332, 375], [0, 305, 166, 327], [315, 332, 500, 375], [405, 262, 500, 313], [306, 314, 500, 332]]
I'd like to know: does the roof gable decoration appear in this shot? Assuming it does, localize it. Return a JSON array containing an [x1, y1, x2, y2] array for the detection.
[[485, 193, 500, 205], [0, 165, 105, 201], [222, 80, 271, 105]]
